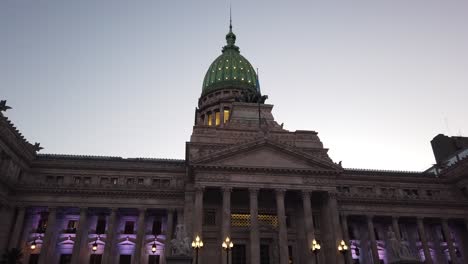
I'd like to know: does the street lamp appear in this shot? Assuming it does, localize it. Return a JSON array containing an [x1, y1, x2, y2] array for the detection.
[[30, 239, 37, 250], [191, 235, 203, 264], [337, 240, 349, 264], [222, 237, 234, 264], [151, 241, 157, 254], [311, 239, 321, 264], [92, 235, 100, 252]]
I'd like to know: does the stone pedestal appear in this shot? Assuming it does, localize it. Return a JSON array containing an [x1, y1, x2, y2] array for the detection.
[[166, 256, 192, 264]]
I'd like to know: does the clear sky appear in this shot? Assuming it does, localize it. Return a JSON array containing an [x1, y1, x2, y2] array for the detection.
[[1, 0, 467, 171]]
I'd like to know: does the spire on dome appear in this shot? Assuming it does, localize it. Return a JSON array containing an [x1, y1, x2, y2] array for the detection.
[[223, 7, 239, 53]]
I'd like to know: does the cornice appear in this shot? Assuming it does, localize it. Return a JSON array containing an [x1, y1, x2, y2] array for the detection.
[[191, 164, 340, 175]]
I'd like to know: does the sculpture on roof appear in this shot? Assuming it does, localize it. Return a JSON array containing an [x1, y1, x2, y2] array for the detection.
[[33, 142, 43, 152], [235, 90, 268, 104], [0, 100, 12, 112]]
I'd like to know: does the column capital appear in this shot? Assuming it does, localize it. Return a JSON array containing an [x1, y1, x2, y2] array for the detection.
[[138, 208, 147, 214], [275, 188, 286, 195], [221, 186, 233, 193], [366, 214, 375, 220], [301, 190, 311, 199], [328, 191, 338, 199], [416, 216, 425, 221], [48, 206, 58, 212], [249, 188, 259, 194], [194, 185, 205, 193], [392, 215, 399, 220]]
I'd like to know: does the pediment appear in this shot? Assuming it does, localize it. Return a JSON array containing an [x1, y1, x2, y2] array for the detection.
[[192, 139, 340, 171]]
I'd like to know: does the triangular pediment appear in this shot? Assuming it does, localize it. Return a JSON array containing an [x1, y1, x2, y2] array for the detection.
[[192, 139, 340, 171]]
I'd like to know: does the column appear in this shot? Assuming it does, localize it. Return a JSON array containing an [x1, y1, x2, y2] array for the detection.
[[392, 216, 401, 241], [164, 209, 174, 259], [249, 188, 260, 264], [441, 218, 458, 264], [193, 186, 204, 238], [221, 187, 232, 264], [102, 208, 117, 264], [275, 189, 289, 264], [0, 205, 14, 251], [70, 207, 89, 264], [366, 215, 380, 264], [340, 213, 353, 264], [38, 207, 58, 264], [301, 191, 315, 264], [9, 206, 26, 249], [321, 192, 343, 264], [416, 217, 433, 264], [183, 191, 193, 237], [133, 208, 147, 264]]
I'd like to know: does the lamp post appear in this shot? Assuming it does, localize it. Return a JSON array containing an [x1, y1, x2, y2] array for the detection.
[[191, 235, 203, 264], [30, 238, 37, 250], [151, 238, 157, 254], [91, 236, 99, 264], [311, 239, 321, 264], [222, 237, 234, 264], [337, 240, 349, 264]]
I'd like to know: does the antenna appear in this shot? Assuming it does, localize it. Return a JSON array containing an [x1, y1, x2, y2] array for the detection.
[[229, 4, 232, 32]]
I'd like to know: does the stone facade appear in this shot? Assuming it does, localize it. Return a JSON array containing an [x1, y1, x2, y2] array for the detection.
[[1, 27, 468, 264]]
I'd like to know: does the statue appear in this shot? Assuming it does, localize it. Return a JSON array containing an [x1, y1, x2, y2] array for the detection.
[[170, 224, 191, 256], [0, 100, 12, 112], [385, 226, 419, 263]]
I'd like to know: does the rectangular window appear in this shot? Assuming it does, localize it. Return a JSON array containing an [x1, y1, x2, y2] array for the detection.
[[288, 245, 294, 264], [124, 221, 135, 234], [56, 176, 64, 184], [152, 179, 160, 187], [119, 255, 131, 264], [138, 178, 144, 185], [152, 219, 162, 235], [232, 244, 246, 264], [215, 111, 221, 126], [59, 254, 72, 264], [223, 109, 230, 123], [260, 245, 270, 264], [67, 220, 77, 233], [111, 178, 118, 185], [203, 211, 216, 226], [84, 177, 91, 184], [89, 254, 102, 264], [74, 177, 81, 184], [313, 215, 320, 230], [207, 113, 213, 126], [126, 178, 134, 185], [96, 217, 106, 234], [100, 177, 109, 185], [148, 255, 160, 264], [28, 254, 39, 264]]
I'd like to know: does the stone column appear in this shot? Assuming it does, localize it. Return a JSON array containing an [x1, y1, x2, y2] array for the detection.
[[416, 217, 433, 264], [301, 191, 315, 264], [321, 192, 343, 264], [366, 215, 380, 264], [392, 216, 401, 241], [275, 189, 289, 264], [164, 209, 174, 259], [221, 187, 232, 264], [71, 207, 89, 264], [183, 190, 194, 237], [441, 218, 458, 264], [38, 207, 58, 264], [249, 188, 260, 264], [193, 186, 204, 238], [102, 208, 117, 264], [0, 205, 14, 251], [9, 206, 26, 249], [133, 208, 147, 264], [340, 213, 353, 264]]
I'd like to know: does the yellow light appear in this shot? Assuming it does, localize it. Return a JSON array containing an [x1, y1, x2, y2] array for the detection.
[[233, 66, 236, 69], [200, 241, 204, 247], [223, 109, 230, 123], [192, 241, 196, 247], [30, 244, 36, 250], [338, 245, 343, 251], [215, 111, 221, 126], [218, 68, 221, 70], [222, 242, 227, 249], [229, 242, 234, 248], [196, 236, 200, 242], [343, 245, 348, 250]]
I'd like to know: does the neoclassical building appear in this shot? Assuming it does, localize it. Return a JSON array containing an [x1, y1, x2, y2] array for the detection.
[[0, 23, 467, 264]]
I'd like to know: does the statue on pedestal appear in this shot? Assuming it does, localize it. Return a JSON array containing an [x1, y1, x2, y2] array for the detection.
[[170, 224, 191, 256], [386, 227, 420, 263]]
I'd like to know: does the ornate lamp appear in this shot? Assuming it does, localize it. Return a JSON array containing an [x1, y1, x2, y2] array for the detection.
[[92, 236, 100, 252], [151, 241, 157, 254], [191, 235, 203, 264], [222, 237, 234, 264], [30, 239, 37, 250], [338, 240, 349, 264], [311, 239, 321, 263]]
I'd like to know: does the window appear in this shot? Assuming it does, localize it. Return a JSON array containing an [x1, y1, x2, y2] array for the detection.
[[138, 178, 144, 185], [74, 177, 81, 184], [127, 178, 134, 185], [56, 176, 64, 184], [59, 254, 72, 264], [161, 179, 170, 188], [223, 108, 230, 123], [119, 255, 131, 264], [204, 211, 216, 226], [152, 219, 162, 235], [66, 220, 77, 233], [148, 255, 160, 264], [124, 221, 135, 234], [84, 177, 91, 184], [28, 254, 39, 264], [215, 111, 221, 126], [260, 245, 270, 264], [96, 217, 106, 234], [207, 112, 213, 126], [46, 176, 54, 183], [89, 254, 102, 264], [152, 179, 160, 187], [100, 177, 108, 185], [232, 244, 246, 264], [348, 225, 356, 240], [111, 178, 118, 185]]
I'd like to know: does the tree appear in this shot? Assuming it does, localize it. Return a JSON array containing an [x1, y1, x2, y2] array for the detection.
[[1, 248, 23, 264]]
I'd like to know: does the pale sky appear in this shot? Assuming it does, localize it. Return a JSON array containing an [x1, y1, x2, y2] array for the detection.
[[1, 0, 467, 171]]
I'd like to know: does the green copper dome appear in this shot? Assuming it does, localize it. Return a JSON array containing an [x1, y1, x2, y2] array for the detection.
[[202, 25, 258, 96]]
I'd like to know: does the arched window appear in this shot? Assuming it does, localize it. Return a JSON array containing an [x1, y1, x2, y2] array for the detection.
[[223, 108, 230, 123], [207, 112, 213, 126], [215, 110, 221, 126]]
